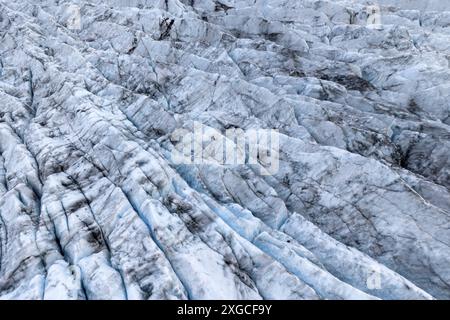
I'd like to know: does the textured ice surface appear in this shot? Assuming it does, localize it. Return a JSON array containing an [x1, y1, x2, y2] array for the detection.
[[0, 0, 449, 299]]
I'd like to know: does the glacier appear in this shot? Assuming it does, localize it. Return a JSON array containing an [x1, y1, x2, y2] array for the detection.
[[0, 0, 449, 300]]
